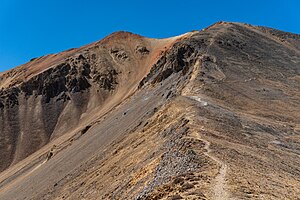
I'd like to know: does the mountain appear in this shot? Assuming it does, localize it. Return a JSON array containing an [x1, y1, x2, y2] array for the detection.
[[0, 22, 299, 200]]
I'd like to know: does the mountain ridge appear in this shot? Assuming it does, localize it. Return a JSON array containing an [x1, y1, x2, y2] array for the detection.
[[0, 22, 300, 199]]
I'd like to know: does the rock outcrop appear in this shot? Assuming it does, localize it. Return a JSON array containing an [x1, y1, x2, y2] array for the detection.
[[0, 31, 179, 171], [0, 22, 300, 200]]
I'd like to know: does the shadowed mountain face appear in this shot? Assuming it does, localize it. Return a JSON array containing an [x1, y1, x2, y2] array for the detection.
[[0, 22, 299, 199], [0, 32, 177, 171]]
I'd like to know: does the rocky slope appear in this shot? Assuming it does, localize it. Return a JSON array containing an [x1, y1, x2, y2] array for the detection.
[[0, 31, 182, 171], [0, 22, 300, 200]]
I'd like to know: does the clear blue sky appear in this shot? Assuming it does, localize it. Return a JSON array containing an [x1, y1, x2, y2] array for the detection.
[[0, 0, 299, 72]]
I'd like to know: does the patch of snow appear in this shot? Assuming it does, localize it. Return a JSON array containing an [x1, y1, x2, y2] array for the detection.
[[271, 140, 281, 145], [189, 96, 208, 106]]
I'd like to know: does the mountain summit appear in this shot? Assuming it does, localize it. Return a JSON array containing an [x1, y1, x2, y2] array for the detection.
[[0, 22, 300, 199]]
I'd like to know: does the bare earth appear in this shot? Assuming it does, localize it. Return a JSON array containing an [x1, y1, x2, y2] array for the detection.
[[0, 22, 300, 199]]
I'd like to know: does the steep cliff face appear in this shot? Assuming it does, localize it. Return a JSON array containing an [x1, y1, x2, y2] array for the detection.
[[0, 22, 300, 200], [0, 31, 182, 171]]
